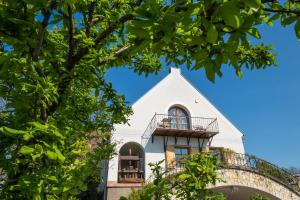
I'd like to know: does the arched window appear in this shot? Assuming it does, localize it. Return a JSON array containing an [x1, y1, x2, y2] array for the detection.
[[168, 106, 190, 129], [118, 142, 144, 183]]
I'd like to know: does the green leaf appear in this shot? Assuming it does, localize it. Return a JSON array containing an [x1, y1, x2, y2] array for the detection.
[[189, 36, 205, 45], [79, 184, 87, 191], [281, 16, 297, 26], [63, 186, 70, 192], [247, 28, 261, 39], [0, 127, 28, 136], [204, 62, 215, 82], [19, 146, 35, 155], [207, 25, 218, 44], [127, 27, 145, 38], [29, 121, 46, 130], [45, 150, 57, 160], [48, 176, 58, 182], [236, 69, 243, 79], [53, 145, 65, 163], [51, 187, 61, 194], [8, 18, 33, 26], [220, 3, 243, 29], [230, 54, 239, 68], [245, 0, 261, 10], [178, 174, 191, 179], [52, 129, 64, 139], [23, 133, 34, 141], [268, 13, 281, 22], [294, 20, 300, 39], [32, 153, 42, 161], [263, 16, 273, 27]]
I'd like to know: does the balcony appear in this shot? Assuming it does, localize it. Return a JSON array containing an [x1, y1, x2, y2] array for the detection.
[[142, 114, 219, 139]]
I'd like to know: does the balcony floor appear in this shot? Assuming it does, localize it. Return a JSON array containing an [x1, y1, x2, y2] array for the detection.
[[153, 128, 218, 138]]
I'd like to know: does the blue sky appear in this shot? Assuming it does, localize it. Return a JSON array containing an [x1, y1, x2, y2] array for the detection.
[[106, 22, 300, 168]]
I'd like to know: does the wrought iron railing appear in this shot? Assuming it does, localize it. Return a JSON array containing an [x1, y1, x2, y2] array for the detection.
[[142, 114, 218, 139], [162, 152, 300, 194], [217, 151, 300, 193]]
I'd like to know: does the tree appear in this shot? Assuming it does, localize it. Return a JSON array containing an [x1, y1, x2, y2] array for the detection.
[[0, 0, 299, 199], [122, 154, 225, 200], [173, 154, 225, 200]]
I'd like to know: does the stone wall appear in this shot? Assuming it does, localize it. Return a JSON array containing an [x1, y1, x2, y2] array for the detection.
[[106, 169, 300, 200], [107, 187, 133, 200], [211, 169, 300, 200], [106, 182, 143, 200]]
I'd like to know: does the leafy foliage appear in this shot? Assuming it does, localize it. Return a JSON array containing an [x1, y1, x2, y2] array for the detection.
[[0, 0, 299, 199], [121, 160, 173, 200], [125, 0, 280, 81], [123, 154, 225, 200], [173, 154, 224, 200], [249, 194, 269, 200], [120, 184, 157, 200]]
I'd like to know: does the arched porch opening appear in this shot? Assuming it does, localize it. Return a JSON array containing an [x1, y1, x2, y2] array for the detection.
[[118, 142, 145, 183]]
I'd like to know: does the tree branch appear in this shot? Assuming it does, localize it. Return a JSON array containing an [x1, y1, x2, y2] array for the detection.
[[66, 5, 75, 70], [94, 14, 134, 44], [47, 14, 134, 116], [97, 45, 131, 66], [85, 1, 96, 36], [32, 1, 56, 61], [261, 0, 277, 3], [71, 13, 134, 68], [263, 7, 300, 15], [91, 16, 104, 26]]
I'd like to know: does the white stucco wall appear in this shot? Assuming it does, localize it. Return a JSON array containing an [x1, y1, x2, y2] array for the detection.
[[107, 68, 245, 183]]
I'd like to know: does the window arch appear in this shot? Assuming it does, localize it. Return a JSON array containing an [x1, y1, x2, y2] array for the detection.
[[168, 106, 190, 130], [118, 142, 144, 183]]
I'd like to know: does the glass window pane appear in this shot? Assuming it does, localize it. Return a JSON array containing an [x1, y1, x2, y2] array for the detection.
[[168, 107, 189, 130], [174, 147, 189, 168], [175, 148, 181, 155], [181, 148, 188, 155]]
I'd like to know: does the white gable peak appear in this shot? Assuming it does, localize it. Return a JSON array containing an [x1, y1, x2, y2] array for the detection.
[[169, 67, 181, 75]]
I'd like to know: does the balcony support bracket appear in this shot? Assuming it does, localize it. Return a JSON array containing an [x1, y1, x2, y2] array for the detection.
[[208, 137, 213, 147], [163, 136, 169, 151], [197, 138, 202, 151], [186, 137, 191, 146]]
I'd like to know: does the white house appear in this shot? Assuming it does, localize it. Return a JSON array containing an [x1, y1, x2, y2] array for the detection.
[[104, 67, 245, 200]]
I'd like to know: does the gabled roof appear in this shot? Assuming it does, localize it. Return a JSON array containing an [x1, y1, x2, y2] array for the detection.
[[131, 67, 243, 137]]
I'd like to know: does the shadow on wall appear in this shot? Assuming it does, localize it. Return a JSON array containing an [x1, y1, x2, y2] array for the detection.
[[212, 185, 280, 200], [143, 136, 165, 154]]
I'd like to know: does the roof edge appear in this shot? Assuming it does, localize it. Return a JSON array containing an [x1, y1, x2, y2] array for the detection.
[[177, 73, 244, 137]]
